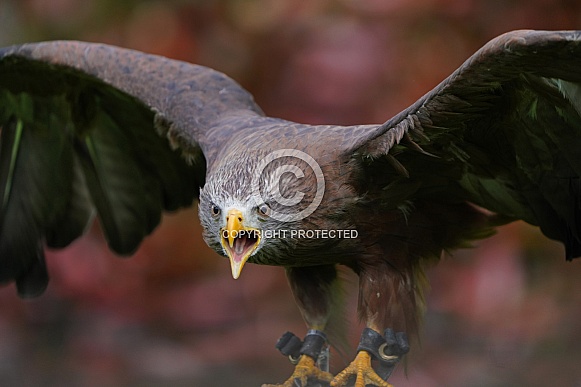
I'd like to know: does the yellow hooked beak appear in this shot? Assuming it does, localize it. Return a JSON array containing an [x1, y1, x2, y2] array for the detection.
[[220, 208, 261, 279]]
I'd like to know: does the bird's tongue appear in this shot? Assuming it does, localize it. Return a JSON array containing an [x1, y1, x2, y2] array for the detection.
[[231, 234, 258, 263], [234, 236, 246, 256]]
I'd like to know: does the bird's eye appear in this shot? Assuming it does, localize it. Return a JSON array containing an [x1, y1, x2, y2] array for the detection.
[[211, 204, 221, 217], [257, 203, 271, 217]]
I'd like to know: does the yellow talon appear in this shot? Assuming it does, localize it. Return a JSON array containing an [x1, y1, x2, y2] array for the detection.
[[331, 351, 393, 387], [262, 355, 333, 387]]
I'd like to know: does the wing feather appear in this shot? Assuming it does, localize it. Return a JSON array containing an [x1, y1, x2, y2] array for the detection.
[[0, 94, 74, 296], [74, 109, 157, 254], [350, 30, 581, 258], [0, 40, 263, 296]]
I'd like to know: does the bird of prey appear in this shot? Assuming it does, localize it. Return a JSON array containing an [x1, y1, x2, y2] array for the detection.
[[1, 30, 580, 387]]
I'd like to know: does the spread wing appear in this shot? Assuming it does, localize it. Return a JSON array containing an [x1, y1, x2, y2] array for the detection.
[[0, 40, 262, 297], [349, 30, 581, 259]]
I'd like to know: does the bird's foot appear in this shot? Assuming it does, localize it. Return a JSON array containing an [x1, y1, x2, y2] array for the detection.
[[331, 351, 391, 387], [331, 328, 409, 387], [263, 330, 333, 387], [262, 355, 333, 387]]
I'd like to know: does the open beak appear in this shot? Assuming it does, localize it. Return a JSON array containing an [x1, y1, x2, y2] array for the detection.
[[220, 208, 261, 279]]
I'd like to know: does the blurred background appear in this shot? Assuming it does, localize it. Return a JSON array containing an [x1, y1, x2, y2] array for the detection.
[[2, 0, 581, 386]]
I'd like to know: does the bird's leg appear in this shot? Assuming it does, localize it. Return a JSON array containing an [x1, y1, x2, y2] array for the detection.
[[331, 327, 409, 387], [371, 328, 409, 381], [262, 265, 338, 387], [331, 265, 411, 387], [274, 330, 331, 372], [331, 329, 408, 387], [264, 329, 332, 387]]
